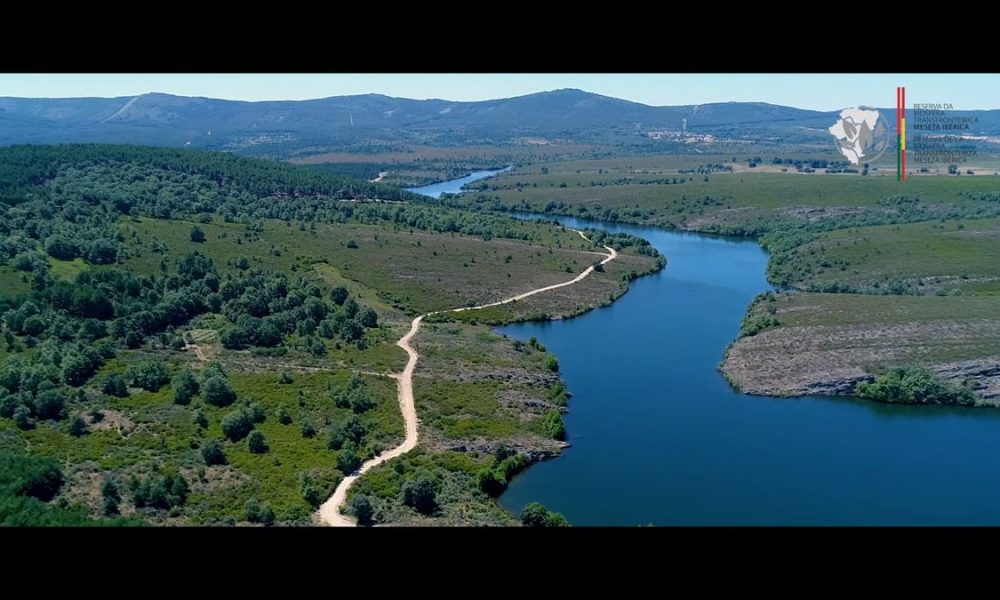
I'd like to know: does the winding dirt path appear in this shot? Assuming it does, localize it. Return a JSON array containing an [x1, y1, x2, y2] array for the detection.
[[318, 229, 617, 526]]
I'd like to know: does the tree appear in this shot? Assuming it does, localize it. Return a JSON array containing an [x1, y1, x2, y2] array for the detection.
[[247, 430, 268, 454], [520, 502, 570, 527], [330, 286, 349, 306], [68, 415, 87, 437], [300, 473, 322, 508], [62, 353, 96, 387], [301, 420, 316, 439], [854, 367, 977, 406], [350, 494, 375, 526], [343, 298, 360, 318], [328, 426, 346, 450], [221, 408, 254, 442], [33, 389, 66, 420], [201, 439, 226, 465], [340, 415, 366, 444], [190, 225, 206, 243], [279, 371, 294, 385], [477, 468, 506, 497], [220, 326, 249, 350], [359, 308, 378, 328], [304, 337, 325, 357], [131, 472, 189, 510], [277, 405, 292, 425], [401, 471, 438, 515], [202, 375, 236, 407], [172, 369, 199, 405], [336, 440, 362, 474], [247, 402, 267, 424], [126, 361, 169, 392], [101, 478, 120, 516], [13, 405, 32, 430], [349, 389, 374, 414], [6, 454, 64, 501]]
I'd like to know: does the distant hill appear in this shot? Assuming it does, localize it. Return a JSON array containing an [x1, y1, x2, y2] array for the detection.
[[2, 89, 998, 156]]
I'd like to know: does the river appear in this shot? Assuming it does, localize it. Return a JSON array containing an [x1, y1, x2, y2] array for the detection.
[[497, 214, 1000, 526], [407, 177, 1000, 526], [405, 167, 510, 199]]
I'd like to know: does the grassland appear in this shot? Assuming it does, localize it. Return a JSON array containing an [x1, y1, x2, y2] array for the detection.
[[290, 143, 599, 187], [723, 292, 1000, 401], [769, 217, 1000, 295], [119, 216, 607, 315]]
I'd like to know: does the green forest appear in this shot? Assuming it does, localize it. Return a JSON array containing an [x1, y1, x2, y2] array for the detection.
[[0, 144, 655, 525]]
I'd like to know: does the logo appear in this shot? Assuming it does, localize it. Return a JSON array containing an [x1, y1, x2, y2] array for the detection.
[[828, 107, 892, 165]]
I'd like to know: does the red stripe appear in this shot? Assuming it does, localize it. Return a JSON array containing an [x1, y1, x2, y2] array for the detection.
[[902, 87, 905, 119]]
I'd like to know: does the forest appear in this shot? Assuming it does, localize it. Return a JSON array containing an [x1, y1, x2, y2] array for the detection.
[[0, 144, 647, 525]]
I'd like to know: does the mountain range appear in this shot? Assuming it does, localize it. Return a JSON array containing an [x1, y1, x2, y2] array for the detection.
[[2, 88, 998, 156]]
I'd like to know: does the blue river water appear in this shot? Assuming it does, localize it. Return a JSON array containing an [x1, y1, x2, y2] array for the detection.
[[405, 167, 510, 199], [486, 214, 1000, 526]]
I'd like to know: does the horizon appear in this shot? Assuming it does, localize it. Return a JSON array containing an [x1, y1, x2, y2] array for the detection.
[[3, 74, 999, 111]]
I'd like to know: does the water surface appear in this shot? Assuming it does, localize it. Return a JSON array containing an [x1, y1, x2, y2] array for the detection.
[[405, 167, 510, 199], [493, 214, 1000, 526]]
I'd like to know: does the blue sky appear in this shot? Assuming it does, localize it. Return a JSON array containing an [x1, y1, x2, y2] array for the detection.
[[3, 74, 998, 111]]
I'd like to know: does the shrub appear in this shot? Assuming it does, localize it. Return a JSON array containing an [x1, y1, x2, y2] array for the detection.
[[0, 453, 64, 501], [541, 409, 566, 440], [247, 430, 268, 454], [130, 472, 189, 510], [221, 408, 254, 442], [190, 225, 206, 243], [101, 478, 120, 516], [350, 494, 375, 526], [245, 498, 275, 525], [855, 367, 979, 406], [400, 471, 438, 515], [201, 439, 226, 465], [172, 369, 199, 405], [68, 415, 87, 437], [337, 441, 362, 474], [477, 469, 505, 497], [126, 361, 169, 392], [520, 502, 570, 527], [202, 375, 236, 407]]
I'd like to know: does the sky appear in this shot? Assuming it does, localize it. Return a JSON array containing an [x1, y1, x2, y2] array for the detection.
[[2, 74, 998, 111]]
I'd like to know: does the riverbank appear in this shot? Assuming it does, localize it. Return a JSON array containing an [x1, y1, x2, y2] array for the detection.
[[722, 291, 1000, 403], [450, 164, 1000, 406], [319, 228, 622, 526]]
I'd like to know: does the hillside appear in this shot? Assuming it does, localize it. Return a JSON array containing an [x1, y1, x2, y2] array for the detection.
[[5, 89, 971, 156], [0, 144, 662, 525]]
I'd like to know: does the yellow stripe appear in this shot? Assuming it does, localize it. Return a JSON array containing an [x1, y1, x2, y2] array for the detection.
[[901, 118, 906, 150]]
